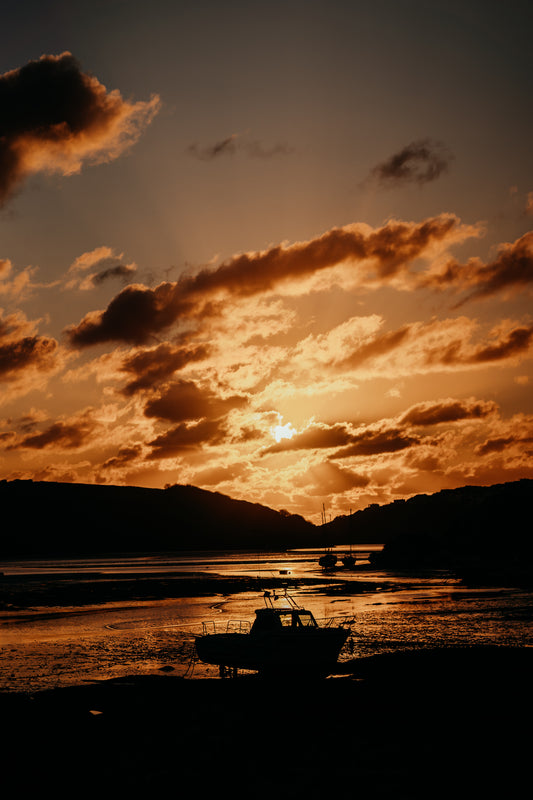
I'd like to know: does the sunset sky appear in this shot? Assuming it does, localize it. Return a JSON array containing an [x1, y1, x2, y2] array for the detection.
[[1, 0, 532, 523]]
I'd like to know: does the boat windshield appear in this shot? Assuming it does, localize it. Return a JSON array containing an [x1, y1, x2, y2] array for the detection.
[[279, 611, 317, 627], [296, 611, 317, 627], [252, 607, 319, 632]]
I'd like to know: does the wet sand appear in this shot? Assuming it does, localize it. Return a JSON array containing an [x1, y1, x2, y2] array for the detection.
[[2, 646, 531, 799], [0, 569, 380, 610]]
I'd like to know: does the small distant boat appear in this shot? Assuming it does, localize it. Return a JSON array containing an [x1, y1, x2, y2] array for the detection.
[[318, 503, 337, 570], [318, 551, 338, 570], [341, 552, 357, 569], [195, 591, 351, 678]]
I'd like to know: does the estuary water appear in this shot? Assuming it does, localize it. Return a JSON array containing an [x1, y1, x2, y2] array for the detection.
[[1, 546, 532, 692]]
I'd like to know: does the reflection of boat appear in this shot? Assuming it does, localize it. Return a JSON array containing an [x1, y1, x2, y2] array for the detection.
[[195, 591, 351, 677]]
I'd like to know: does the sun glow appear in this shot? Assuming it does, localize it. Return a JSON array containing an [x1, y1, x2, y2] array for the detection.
[[271, 420, 297, 443]]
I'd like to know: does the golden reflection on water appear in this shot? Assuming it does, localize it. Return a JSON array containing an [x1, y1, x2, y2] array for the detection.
[[1, 551, 532, 691]]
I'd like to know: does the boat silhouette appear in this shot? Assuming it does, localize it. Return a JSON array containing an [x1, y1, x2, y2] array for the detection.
[[195, 590, 351, 677]]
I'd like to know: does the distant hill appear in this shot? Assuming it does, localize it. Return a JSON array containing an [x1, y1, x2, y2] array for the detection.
[[2, 479, 532, 582], [0, 480, 318, 557], [323, 479, 533, 585]]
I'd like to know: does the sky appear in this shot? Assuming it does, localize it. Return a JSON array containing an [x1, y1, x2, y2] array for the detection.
[[1, 0, 532, 524]]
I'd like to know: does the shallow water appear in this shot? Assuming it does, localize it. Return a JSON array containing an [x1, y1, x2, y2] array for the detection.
[[1, 548, 532, 692]]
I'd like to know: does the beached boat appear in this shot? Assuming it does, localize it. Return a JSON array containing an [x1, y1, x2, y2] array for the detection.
[[195, 591, 351, 677]]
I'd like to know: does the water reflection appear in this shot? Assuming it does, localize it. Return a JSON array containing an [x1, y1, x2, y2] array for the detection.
[[1, 549, 532, 691]]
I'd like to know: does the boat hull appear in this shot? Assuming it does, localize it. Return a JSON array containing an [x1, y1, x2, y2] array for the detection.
[[195, 627, 349, 675]]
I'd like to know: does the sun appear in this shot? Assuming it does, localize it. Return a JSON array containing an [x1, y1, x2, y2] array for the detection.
[[271, 419, 297, 443]]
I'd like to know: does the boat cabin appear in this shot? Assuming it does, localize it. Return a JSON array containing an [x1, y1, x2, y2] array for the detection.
[[251, 607, 318, 633]]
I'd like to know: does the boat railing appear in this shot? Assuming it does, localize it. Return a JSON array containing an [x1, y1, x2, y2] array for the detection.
[[317, 614, 356, 629], [201, 619, 252, 636]]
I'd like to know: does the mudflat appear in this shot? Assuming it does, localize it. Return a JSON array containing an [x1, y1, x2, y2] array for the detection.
[[2, 646, 531, 799]]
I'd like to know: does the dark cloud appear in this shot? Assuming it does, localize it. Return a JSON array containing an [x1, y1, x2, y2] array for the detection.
[[262, 423, 353, 455], [0, 52, 159, 205], [143, 379, 247, 423], [7, 416, 96, 450], [187, 133, 293, 161], [148, 418, 226, 458], [120, 342, 211, 395], [333, 326, 411, 370], [91, 264, 137, 287], [427, 323, 533, 367], [0, 313, 58, 380], [468, 324, 533, 364], [66, 283, 183, 347], [100, 445, 143, 469], [0, 336, 57, 379], [423, 231, 533, 304], [187, 135, 239, 161], [262, 422, 418, 458], [401, 398, 498, 426], [369, 139, 452, 187], [65, 214, 461, 348], [330, 428, 419, 459], [475, 434, 533, 456]]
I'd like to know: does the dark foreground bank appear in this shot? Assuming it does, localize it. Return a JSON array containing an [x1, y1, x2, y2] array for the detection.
[[2, 646, 531, 799]]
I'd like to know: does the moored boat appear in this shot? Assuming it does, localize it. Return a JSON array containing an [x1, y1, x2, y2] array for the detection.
[[318, 551, 338, 570], [341, 551, 357, 569]]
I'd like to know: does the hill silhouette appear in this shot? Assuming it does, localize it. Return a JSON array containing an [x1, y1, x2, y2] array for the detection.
[[323, 478, 533, 584], [1, 479, 531, 583], [0, 480, 317, 557]]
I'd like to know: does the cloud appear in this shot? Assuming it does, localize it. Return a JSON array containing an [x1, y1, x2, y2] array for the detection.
[[464, 322, 533, 364], [261, 396, 506, 463], [262, 422, 354, 455], [330, 427, 420, 459], [0, 311, 58, 381], [400, 398, 498, 426], [65, 213, 473, 348], [148, 418, 227, 458], [187, 134, 239, 160], [6, 411, 97, 451], [143, 379, 248, 423], [0, 52, 160, 205], [0, 258, 47, 302], [192, 462, 251, 486], [187, 132, 293, 161], [422, 231, 533, 303], [261, 419, 420, 459], [294, 461, 370, 495], [100, 445, 143, 470], [475, 434, 533, 456], [64, 246, 137, 291], [324, 316, 533, 378], [369, 138, 452, 187], [119, 342, 211, 395]]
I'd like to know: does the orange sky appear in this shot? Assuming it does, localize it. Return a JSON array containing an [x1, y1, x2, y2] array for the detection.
[[1, 2, 532, 523]]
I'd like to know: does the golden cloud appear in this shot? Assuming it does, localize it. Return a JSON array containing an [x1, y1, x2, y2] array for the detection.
[[65, 213, 477, 348]]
